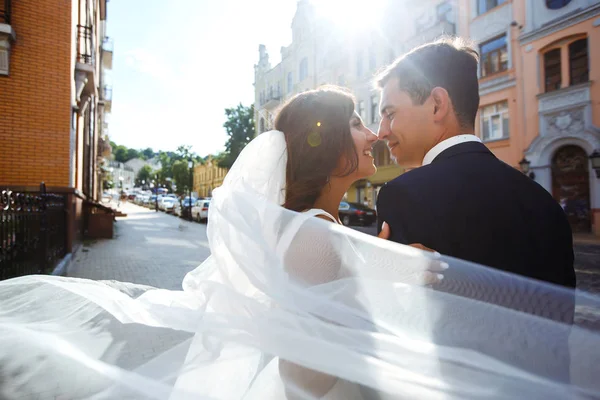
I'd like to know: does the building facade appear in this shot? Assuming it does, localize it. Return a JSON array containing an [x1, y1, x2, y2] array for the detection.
[[457, 0, 600, 236], [253, 0, 457, 208], [254, 0, 600, 236], [0, 0, 114, 250], [193, 158, 228, 198]]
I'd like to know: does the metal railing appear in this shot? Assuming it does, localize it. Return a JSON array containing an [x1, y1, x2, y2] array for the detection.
[[0, 0, 11, 25], [77, 24, 95, 65], [0, 183, 68, 280], [102, 37, 114, 52], [102, 85, 113, 101]]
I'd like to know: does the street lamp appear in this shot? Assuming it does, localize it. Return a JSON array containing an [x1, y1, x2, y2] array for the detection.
[[590, 150, 600, 178], [187, 159, 194, 221], [518, 157, 535, 180]]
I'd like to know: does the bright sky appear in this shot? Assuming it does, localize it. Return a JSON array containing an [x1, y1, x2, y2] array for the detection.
[[106, 0, 297, 158]]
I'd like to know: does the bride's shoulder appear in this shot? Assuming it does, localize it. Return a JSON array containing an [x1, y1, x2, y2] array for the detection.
[[303, 208, 338, 224]]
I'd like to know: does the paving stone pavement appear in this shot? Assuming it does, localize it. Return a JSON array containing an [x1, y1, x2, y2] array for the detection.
[[7, 203, 211, 400]]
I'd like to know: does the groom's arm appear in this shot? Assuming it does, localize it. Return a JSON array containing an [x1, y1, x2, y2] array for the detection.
[[376, 183, 421, 245]]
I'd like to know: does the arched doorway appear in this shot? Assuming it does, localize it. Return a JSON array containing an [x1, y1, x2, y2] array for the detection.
[[552, 145, 591, 233]]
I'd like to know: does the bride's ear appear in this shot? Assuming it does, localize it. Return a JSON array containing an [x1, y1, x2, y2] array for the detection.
[[430, 87, 450, 122]]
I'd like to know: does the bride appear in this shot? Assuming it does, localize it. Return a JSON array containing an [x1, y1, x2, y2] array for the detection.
[[1, 86, 599, 400]]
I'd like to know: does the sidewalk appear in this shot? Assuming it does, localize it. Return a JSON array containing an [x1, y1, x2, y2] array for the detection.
[[68, 202, 211, 289]]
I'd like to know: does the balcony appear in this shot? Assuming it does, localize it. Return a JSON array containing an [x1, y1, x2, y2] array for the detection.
[[102, 37, 113, 70], [404, 20, 455, 52], [75, 25, 97, 103], [0, 0, 15, 76], [263, 89, 282, 110], [101, 85, 112, 113]]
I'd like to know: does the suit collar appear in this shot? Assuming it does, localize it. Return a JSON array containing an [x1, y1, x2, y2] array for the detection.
[[422, 135, 481, 166], [431, 140, 493, 164]]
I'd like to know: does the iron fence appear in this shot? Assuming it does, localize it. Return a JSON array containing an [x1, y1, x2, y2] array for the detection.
[[0, 0, 11, 25], [0, 183, 68, 280]]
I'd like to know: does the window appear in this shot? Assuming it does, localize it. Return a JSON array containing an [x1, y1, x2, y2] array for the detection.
[[478, 0, 506, 14], [569, 38, 588, 86], [357, 100, 365, 121], [299, 58, 308, 81], [437, 1, 452, 22], [370, 95, 379, 124], [259, 118, 265, 134], [369, 48, 376, 71], [357, 52, 364, 77], [287, 72, 293, 94], [546, 0, 572, 9], [480, 101, 509, 141], [374, 144, 391, 167], [544, 48, 561, 92], [480, 35, 508, 77]]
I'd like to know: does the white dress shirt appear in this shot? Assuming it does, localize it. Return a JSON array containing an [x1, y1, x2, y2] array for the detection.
[[422, 134, 482, 166]]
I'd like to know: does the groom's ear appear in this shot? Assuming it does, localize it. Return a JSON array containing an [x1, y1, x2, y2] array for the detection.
[[430, 87, 450, 122]]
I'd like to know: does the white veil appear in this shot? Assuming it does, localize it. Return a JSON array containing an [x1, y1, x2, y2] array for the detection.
[[1, 130, 600, 399]]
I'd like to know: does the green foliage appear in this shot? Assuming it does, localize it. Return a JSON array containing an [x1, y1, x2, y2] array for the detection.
[[142, 147, 154, 160], [220, 103, 255, 168], [136, 165, 154, 187], [171, 160, 194, 197]]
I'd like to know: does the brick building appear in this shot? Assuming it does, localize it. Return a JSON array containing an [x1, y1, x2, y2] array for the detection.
[[0, 0, 113, 252]]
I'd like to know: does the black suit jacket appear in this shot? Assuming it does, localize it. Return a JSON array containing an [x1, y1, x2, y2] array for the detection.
[[377, 141, 576, 289], [373, 141, 576, 386]]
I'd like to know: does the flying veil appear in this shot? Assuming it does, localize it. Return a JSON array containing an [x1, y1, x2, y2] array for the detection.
[[1, 130, 600, 399]]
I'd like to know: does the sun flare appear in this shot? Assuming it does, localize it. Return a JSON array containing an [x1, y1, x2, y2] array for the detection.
[[311, 0, 387, 32]]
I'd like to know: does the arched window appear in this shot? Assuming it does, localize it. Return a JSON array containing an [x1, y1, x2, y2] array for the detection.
[[546, 0, 572, 10], [569, 38, 588, 86], [287, 72, 293, 94], [259, 118, 265, 134], [299, 58, 308, 81], [543, 48, 561, 92]]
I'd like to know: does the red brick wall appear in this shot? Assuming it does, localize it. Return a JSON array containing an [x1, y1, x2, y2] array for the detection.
[[0, 0, 72, 186]]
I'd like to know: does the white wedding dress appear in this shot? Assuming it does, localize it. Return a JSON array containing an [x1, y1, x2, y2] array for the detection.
[[1, 130, 600, 399]]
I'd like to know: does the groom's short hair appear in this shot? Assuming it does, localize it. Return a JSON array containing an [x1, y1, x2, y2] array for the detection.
[[375, 37, 480, 130]]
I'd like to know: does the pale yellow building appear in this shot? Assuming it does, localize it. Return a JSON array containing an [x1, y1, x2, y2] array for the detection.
[[253, 0, 456, 208], [193, 158, 228, 198]]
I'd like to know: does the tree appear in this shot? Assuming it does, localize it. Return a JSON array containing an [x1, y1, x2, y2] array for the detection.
[[142, 148, 154, 160], [136, 165, 153, 187], [172, 160, 193, 197], [126, 148, 140, 161], [114, 145, 128, 163], [220, 103, 255, 168]]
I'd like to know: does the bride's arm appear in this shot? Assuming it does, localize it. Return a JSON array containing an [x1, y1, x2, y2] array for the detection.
[[278, 219, 347, 399]]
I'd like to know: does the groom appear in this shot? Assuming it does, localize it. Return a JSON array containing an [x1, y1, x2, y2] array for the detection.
[[375, 38, 576, 291]]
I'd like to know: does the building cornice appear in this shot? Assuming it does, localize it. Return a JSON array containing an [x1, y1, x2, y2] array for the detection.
[[519, 4, 600, 45]]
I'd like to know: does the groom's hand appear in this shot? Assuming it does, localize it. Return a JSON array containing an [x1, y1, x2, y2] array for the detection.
[[377, 222, 391, 239], [378, 223, 437, 253]]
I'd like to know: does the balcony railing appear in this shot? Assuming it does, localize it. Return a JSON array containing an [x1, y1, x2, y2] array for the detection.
[[102, 85, 113, 101], [77, 24, 95, 65], [102, 37, 114, 52], [0, 0, 11, 25]]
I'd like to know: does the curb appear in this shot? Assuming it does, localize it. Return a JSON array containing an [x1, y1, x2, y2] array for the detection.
[[51, 253, 72, 276]]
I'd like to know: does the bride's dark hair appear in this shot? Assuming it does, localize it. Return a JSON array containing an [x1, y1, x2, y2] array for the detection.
[[274, 86, 359, 212]]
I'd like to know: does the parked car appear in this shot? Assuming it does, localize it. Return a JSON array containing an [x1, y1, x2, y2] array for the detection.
[[158, 197, 176, 213], [338, 201, 376, 226], [173, 197, 195, 217], [191, 199, 210, 223]]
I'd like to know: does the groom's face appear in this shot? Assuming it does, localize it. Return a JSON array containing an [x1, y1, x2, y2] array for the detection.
[[378, 78, 436, 168]]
